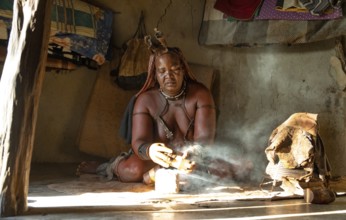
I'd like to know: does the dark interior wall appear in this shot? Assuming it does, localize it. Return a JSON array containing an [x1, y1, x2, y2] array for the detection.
[[32, 68, 99, 163], [30, 0, 346, 180]]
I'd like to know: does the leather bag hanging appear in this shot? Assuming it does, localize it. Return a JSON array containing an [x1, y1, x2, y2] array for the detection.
[[116, 11, 150, 90]]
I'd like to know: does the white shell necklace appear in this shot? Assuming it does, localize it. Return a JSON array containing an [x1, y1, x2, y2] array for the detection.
[[159, 81, 186, 101]]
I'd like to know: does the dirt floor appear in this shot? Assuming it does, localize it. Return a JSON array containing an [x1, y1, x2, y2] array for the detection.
[[3, 163, 346, 219]]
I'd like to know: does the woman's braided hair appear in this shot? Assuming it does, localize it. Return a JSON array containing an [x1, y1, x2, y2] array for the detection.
[[136, 29, 197, 97]]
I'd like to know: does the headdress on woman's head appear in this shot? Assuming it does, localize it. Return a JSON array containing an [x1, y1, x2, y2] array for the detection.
[[145, 28, 168, 55], [136, 29, 197, 97]]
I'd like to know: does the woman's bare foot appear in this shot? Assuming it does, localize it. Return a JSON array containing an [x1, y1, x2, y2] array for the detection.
[[76, 161, 102, 176]]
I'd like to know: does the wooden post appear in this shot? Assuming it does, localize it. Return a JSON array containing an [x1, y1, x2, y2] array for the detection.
[[0, 0, 52, 216]]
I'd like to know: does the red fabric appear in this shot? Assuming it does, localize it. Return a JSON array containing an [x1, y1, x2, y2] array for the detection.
[[214, 0, 262, 20]]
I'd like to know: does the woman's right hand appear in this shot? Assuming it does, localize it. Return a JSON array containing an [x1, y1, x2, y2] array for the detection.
[[148, 143, 173, 168]]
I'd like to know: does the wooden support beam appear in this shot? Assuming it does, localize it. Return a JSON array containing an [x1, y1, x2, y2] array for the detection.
[[0, 0, 52, 217]]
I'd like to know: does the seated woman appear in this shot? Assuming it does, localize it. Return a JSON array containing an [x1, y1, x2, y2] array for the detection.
[[77, 31, 216, 182]]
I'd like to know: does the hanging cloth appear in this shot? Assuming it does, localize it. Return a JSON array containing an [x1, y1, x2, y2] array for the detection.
[[213, 0, 263, 20]]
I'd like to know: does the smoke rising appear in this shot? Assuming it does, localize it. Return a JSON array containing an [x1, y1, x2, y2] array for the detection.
[[177, 114, 282, 192]]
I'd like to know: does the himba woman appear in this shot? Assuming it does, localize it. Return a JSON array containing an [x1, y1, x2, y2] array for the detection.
[[77, 30, 217, 183]]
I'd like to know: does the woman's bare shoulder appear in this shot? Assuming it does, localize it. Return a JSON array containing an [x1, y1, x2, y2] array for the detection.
[[188, 81, 212, 97], [137, 88, 158, 100], [134, 89, 159, 111]]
